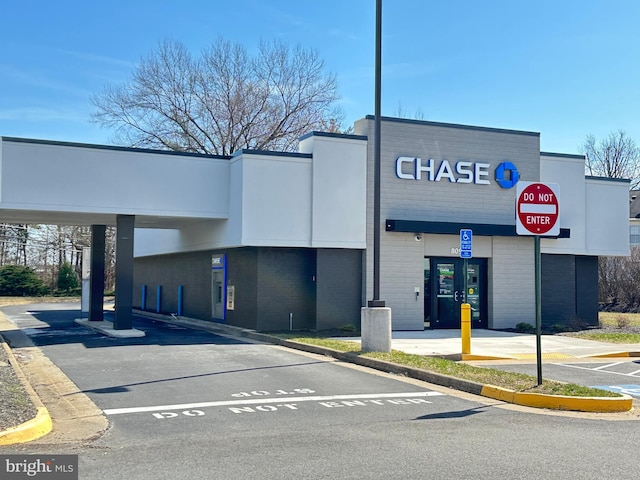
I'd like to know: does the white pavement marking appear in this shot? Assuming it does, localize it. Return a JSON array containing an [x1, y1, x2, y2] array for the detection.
[[592, 361, 625, 371], [103, 391, 445, 416], [554, 362, 640, 378]]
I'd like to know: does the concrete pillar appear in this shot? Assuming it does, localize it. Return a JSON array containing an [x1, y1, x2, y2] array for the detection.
[[114, 215, 135, 330], [89, 225, 106, 321], [361, 307, 392, 352]]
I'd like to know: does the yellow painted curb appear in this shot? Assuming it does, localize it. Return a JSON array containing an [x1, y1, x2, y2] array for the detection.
[[460, 354, 511, 361], [0, 339, 53, 445], [481, 385, 633, 413], [589, 351, 640, 358], [510, 352, 576, 360], [0, 407, 52, 445]]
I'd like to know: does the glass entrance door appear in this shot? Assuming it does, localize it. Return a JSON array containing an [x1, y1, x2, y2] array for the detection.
[[425, 257, 487, 329]]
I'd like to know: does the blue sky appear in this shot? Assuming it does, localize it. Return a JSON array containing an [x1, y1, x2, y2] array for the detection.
[[1, 0, 639, 154]]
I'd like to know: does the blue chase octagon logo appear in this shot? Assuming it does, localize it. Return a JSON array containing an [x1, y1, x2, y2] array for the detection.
[[494, 161, 519, 189]]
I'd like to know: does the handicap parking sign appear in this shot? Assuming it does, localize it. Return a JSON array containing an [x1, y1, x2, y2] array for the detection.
[[460, 229, 472, 259]]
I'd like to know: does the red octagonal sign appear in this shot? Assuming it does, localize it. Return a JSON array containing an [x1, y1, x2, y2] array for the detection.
[[516, 182, 560, 236]]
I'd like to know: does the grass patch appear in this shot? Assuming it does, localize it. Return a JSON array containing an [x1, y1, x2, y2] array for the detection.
[[281, 336, 621, 398], [0, 296, 81, 307], [565, 332, 640, 344], [598, 312, 640, 328]]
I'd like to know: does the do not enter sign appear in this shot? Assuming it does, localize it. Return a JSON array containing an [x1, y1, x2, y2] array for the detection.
[[516, 182, 560, 236]]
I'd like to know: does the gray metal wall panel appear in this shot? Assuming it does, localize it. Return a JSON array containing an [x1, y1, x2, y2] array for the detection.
[[315, 249, 363, 331], [255, 248, 316, 331], [541, 254, 576, 328], [133, 251, 213, 319], [225, 248, 259, 329], [575, 256, 599, 326]]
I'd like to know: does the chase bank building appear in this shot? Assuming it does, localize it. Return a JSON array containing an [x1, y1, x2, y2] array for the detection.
[[132, 116, 630, 332], [1, 116, 628, 332]]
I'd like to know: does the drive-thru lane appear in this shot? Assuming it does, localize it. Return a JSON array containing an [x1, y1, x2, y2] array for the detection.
[[1, 302, 485, 438], [4, 303, 640, 480]]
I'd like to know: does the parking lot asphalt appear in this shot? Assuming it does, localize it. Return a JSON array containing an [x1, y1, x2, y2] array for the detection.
[[2, 305, 640, 446]]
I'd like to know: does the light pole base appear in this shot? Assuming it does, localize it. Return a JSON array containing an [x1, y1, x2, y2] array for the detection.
[[361, 306, 392, 352]]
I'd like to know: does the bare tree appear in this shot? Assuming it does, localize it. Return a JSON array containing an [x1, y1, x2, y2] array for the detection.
[[91, 38, 343, 155], [394, 101, 426, 121], [599, 247, 640, 308], [582, 130, 640, 189]]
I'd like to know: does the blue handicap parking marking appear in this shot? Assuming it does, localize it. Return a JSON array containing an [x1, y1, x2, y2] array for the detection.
[[593, 385, 640, 397]]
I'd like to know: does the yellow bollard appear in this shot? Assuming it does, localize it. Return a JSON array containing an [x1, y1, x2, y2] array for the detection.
[[461, 303, 471, 355]]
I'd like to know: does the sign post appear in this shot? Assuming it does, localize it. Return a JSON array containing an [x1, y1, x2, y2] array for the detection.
[[516, 182, 560, 385], [459, 229, 472, 302], [460, 229, 473, 355]]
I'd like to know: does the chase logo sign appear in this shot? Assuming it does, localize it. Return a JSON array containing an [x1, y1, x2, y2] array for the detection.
[[494, 161, 519, 188], [395, 157, 519, 189]]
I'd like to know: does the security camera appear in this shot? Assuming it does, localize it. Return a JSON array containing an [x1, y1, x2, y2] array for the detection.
[[415, 234, 422, 241]]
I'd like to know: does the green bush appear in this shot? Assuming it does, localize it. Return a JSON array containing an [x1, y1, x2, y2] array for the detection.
[[339, 324, 357, 333], [0, 265, 49, 296], [57, 262, 79, 291], [550, 323, 573, 334], [515, 322, 535, 333], [53, 287, 82, 297]]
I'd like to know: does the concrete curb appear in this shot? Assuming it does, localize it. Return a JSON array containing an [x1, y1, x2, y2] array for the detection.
[[480, 385, 633, 413], [75, 318, 146, 338], [0, 339, 53, 445], [589, 351, 640, 358], [136, 311, 634, 414]]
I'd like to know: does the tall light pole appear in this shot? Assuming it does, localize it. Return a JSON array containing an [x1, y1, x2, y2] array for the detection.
[[361, 0, 391, 353], [369, 0, 384, 308]]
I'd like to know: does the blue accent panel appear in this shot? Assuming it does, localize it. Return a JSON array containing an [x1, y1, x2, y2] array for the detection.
[[177, 285, 184, 316], [156, 285, 162, 313], [141, 285, 147, 310], [495, 161, 519, 189]]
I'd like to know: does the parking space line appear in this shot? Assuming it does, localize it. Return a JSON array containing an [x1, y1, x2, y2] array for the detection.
[[103, 391, 446, 416], [554, 363, 640, 378], [592, 361, 625, 371]]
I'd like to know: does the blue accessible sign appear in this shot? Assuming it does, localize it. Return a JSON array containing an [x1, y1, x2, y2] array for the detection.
[[460, 229, 472, 258]]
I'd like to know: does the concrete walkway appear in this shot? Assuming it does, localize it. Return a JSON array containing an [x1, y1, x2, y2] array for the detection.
[[336, 329, 640, 360]]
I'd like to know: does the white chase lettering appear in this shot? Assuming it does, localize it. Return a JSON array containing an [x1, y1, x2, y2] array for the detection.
[[395, 157, 491, 185]]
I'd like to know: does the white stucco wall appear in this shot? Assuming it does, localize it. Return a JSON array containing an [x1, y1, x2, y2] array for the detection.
[[539, 153, 587, 254], [299, 133, 367, 248], [134, 134, 368, 256], [0, 138, 230, 221], [585, 177, 630, 256], [540, 152, 629, 256]]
